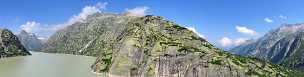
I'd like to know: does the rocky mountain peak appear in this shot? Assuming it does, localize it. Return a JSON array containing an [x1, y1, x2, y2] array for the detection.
[[17, 30, 43, 51], [20, 30, 28, 34], [278, 23, 304, 32]]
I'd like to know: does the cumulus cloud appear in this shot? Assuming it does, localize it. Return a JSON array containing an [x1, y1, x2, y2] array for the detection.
[[220, 37, 233, 47], [20, 21, 41, 33], [124, 6, 149, 17], [219, 37, 248, 47], [20, 21, 58, 38], [185, 26, 205, 38], [64, 2, 108, 27], [236, 26, 258, 36], [264, 17, 273, 23]]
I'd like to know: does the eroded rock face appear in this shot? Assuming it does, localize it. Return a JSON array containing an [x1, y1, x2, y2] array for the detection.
[[42, 13, 289, 77], [0, 28, 31, 58], [86, 15, 288, 77]]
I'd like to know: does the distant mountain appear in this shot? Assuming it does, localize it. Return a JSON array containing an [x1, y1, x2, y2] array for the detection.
[[231, 23, 304, 69], [0, 28, 31, 58], [17, 30, 43, 51], [42, 13, 293, 76]]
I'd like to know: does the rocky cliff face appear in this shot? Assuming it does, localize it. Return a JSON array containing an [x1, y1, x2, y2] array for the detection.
[[231, 24, 304, 69], [0, 28, 31, 58], [17, 30, 43, 51], [42, 13, 291, 77]]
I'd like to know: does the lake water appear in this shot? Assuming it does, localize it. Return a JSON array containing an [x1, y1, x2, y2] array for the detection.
[[0, 52, 104, 77]]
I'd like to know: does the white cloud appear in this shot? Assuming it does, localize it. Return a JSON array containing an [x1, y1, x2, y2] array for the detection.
[[19, 2, 108, 37], [219, 37, 248, 47], [220, 37, 233, 47], [185, 26, 205, 38], [124, 6, 149, 17], [20, 21, 58, 38], [236, 26, 258, 36], [264, 17, 273, 23], [65, 2, 108, 27], [20, 21, 41, 33], [279, 15, 287, 20]]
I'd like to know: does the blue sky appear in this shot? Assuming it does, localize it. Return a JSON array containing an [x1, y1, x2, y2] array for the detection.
[[1, 0, 304, 48]]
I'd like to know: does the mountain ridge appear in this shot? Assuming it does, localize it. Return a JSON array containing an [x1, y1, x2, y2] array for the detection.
[[41, 13, 295, 76]]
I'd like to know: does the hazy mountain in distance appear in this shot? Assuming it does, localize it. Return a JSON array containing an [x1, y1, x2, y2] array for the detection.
[[0, 28, 31, 58], [17, 30, 43, 51], [231, 23, 304, 69], [42, 13, 295, 76]]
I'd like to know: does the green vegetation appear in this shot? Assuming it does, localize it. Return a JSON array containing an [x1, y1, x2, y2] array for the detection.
[[245, 70, 267, 77], [172, 24, 187, 30], [0, 29, 31, 58], [159, 41, 181, 46], [99, 53, 113, 72], [177, 46, 206, 55], [231, 56, 248, 66], [210, 59, 222, 65]]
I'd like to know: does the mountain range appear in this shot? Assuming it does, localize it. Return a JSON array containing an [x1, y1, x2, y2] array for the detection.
[[231, 23, 304, 70]]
